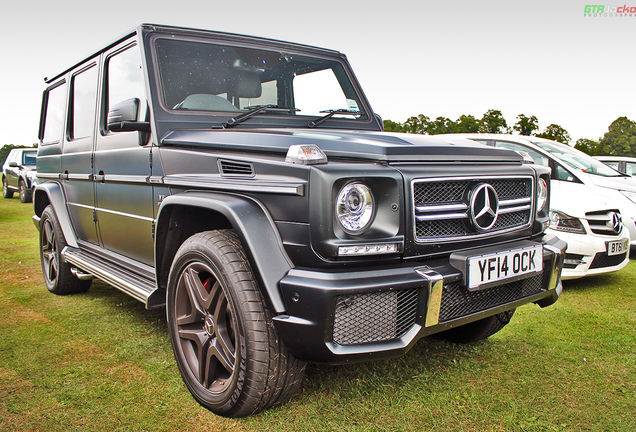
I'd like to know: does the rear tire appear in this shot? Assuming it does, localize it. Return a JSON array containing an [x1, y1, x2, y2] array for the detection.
[[167, 230, 305, 418], [3, 177, 13, 198], [436, 309, 516, 343], [39, 206, 91, 295]]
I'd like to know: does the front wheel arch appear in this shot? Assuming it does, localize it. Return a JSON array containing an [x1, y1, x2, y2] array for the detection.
[[155, 192, 292, 314]]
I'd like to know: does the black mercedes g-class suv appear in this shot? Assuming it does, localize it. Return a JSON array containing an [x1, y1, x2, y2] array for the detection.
[[34, 24, 566, 417]]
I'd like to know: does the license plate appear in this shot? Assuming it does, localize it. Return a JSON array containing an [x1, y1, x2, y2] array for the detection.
[[467, 245, 543, 290], [607, 239, 629, 256]]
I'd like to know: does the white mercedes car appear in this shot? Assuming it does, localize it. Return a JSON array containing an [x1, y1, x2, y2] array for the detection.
[[442, 134, 631, 279]]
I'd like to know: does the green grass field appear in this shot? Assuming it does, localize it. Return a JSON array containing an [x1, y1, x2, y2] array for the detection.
[[0, 197, 634, 431]]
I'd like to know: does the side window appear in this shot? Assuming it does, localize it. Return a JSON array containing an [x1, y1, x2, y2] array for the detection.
[[41, 82, 68, 144], [71, 65, 98, 139], [552, 163, 576, 182], [293, 69, 353, 116], [23, 152, 36, 165], [604, 161, 620, 170], [106, 44, 147, 124]]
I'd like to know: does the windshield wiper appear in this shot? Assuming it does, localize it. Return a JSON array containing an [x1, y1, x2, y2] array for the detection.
[[224, 105, 299, 128], [308, 109, 360, 128]]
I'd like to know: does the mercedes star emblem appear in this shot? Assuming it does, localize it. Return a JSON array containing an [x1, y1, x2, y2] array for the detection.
[[610, 211, 622, 233], [470, 183, 499, 231]]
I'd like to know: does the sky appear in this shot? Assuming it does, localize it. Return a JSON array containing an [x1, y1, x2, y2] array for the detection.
[[1, 0, 634, 146]]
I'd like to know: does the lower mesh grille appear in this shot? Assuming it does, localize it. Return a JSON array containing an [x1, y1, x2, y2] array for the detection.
[[589, 252, 627, 269], [333, 289, 418, 345], [439, 272, 546, 322]]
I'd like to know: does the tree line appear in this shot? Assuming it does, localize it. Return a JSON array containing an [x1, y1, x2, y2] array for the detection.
[[383, 110, 636, 157], [573, 116, 636, 157], [383, 110, 571, 143]]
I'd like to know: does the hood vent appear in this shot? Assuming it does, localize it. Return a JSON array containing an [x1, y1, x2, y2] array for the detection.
[[218, 159, 255, 177]]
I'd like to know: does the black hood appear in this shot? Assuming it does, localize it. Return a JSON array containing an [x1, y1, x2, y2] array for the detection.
[[161, 129, 523, 163]]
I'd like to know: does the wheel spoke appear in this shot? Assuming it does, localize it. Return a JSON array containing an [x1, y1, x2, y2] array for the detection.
[[41, 220, 58, 283], [212, 331, 236, 374], [203, 342, 220, 388], [176, 267, 208, 326], [206, 280, 222, 311], [211, 295, 236, 375], [47, 252, 58, 281], [43, 221, 54, 249], [178, 327, 210, 383]]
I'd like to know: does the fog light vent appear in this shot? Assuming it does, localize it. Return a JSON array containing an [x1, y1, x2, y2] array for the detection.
[[332, 289, 418, 345]]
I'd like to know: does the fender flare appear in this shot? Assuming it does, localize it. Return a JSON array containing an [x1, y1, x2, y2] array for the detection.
[[32, 182, 79, 248], [157, 191, 292, 314]]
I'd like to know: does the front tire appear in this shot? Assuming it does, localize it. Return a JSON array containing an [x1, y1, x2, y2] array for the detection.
[[19, 180, 32, 203], [436, 309, 516, 343], [167, 230, 305, 418], [39, 206, 91, 295]]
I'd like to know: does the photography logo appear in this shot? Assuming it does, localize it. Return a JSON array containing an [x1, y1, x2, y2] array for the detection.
[[584, 5, 636, 16]]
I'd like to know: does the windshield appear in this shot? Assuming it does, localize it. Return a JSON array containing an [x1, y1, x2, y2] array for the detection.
[[155, 38, 366, 122], [531, 140, 623, 177]]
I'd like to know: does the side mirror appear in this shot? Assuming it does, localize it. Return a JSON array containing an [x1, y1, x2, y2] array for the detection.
[[9, 162, 19, 168], [107, 98, 150, 133]]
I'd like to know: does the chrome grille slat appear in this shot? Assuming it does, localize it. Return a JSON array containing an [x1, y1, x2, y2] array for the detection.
[[585, 209, 622, 236], [413, 176, 534, 242]]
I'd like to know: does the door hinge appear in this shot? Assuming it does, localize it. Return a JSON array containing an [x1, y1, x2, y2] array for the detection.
[[92, 210, 98, 223]]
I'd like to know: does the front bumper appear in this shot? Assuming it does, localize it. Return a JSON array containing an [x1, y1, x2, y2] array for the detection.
[[273, 234, 566, 363], [552, 228, 630, 280]]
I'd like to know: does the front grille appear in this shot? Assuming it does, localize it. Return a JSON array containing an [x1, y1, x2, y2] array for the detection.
[[589, 251, 627, 269], [332, 289, 418, 345], [413, 176, 533, 242], [439, 272, 546, 322], [586, 210, 622, 236]]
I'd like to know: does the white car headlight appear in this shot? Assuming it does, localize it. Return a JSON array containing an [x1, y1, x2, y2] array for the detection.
[[336, 182, 374, 234], [549, 210, 586, 234]]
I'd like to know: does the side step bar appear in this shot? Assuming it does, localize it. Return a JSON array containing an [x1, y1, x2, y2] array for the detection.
[[62, 247, 165, 309]]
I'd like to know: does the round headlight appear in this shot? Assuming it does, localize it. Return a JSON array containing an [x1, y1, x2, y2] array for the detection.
[[336, 182, 374, 234], [537, 177, 548, 211]]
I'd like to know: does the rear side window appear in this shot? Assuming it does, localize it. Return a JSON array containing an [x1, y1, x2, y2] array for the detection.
[[71, 65, 98, 139], [41, 82, 68, 144]]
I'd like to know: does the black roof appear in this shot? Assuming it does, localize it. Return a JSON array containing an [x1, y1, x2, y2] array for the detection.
[[44, 24, 343, 84]]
